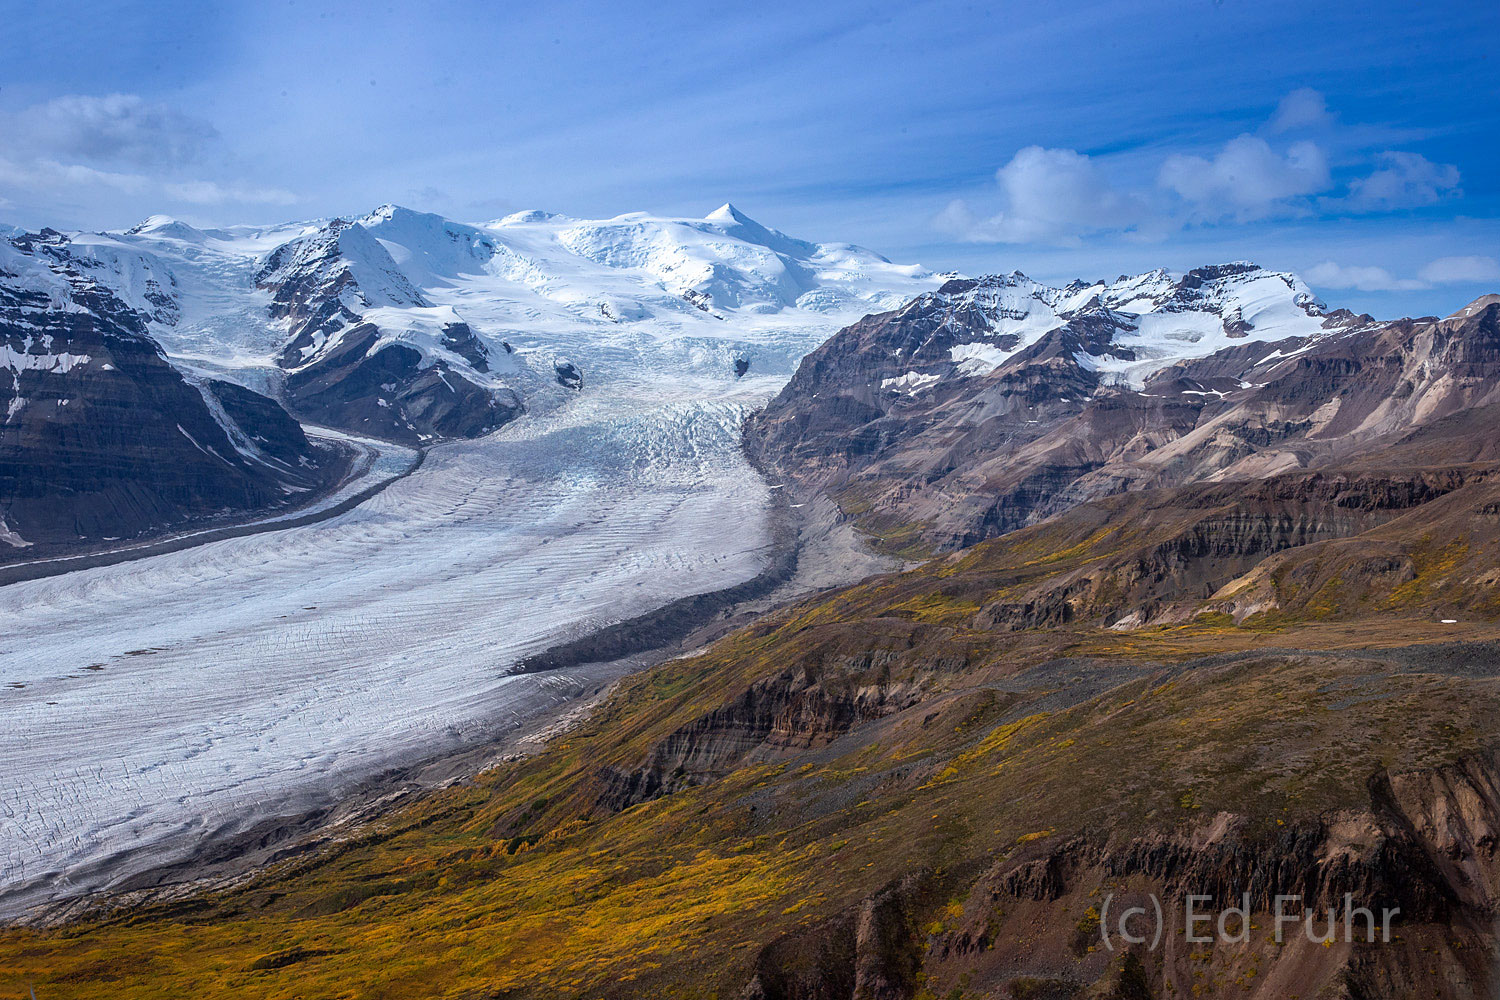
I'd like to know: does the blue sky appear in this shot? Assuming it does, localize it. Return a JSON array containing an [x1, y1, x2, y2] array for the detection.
[[1, 0, 1496, 316]]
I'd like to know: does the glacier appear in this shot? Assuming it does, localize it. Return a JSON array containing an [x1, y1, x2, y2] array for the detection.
[[0, 204, 937, 915]]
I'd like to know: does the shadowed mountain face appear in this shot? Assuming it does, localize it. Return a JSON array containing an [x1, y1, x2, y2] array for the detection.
[[0, 238, 337, 553], [748, 268, 1500, 554]]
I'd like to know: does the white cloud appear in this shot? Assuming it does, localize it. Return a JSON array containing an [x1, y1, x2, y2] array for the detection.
[[1305, 260, 1426, 292], [0, 155, 296, 209], [934, 146, 1144, 244], [0, 156, 150, 195], [1159, 136, 1330, 220], [1268, 88, 1334, 134], [162, 180, 298, 206], [1345, 152, 1461, 210], [1305, 255, 1498, 294], [0, 93, 298, 217], [7, 94, 217, 168], [1418, 255, 1500, 285], [936, 88, 1474, 249]]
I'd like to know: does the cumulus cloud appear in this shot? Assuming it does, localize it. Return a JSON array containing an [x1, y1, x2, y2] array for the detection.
[[1345, 151, 1461, 210], [934, 146, 1144, 244], [1268, 88, 1335, 134], [1418, 255, 1500, 285], [937, 88, 1470, 248], [8, 94, 217, 168], [1159, 136, 1330, 220], [0, 93, 298, 214]]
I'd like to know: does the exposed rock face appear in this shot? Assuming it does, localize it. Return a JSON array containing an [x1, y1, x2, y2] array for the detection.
[[732, 738, 1500, 1000], [968, 469, 1472, 631], [280, 322, 518, 441], [553, 359, 583, 390], [743, 875, 929, 1000], [909, 749, 1500, 1000], [0, 239, 337, 553], [600, 654, 926, 811], [748, 267, 1500, 554], [256, 218, 522, 444]]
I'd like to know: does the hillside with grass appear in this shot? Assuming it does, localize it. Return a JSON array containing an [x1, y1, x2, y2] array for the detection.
[[8, 457, 1500, 998]]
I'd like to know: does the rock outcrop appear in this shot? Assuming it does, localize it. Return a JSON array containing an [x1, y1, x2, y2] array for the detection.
[[908, 749, 1500, 999], [600, 653, 927, 811], [743, 875, 929, 1000]]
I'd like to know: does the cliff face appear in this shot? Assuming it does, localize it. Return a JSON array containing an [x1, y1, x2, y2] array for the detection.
[[963, 469, 1480, 631], [599, 650, 932, 811], [744, 747, 1500, 1000], [0, 238, 338, 553], [743, 874, 929, 1000], [657, 642, 1500, 1000]]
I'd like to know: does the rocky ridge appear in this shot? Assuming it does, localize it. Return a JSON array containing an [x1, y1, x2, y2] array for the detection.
[[748, 267, 1500, 555]]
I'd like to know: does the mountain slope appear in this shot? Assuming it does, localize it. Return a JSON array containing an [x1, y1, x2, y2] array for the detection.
[[7, 254, 1500, 998], [254, 216, 523, 443], [746, 266, 1499, 553], [0, 236, 341, 554]]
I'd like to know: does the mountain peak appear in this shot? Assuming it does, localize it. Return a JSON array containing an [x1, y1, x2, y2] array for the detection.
[[125, 215, 208, 241], [359, 204, 434, 226], [706, 202, 752, 225], [701, 203, 822, 261], [1448, 293, 1500, 321], [495, 209, 560, 225]]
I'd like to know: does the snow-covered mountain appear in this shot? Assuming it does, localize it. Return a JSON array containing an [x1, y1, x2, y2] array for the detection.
[[254, 216, 523, 442], [0, 234, 339, 550], [6, 204, 936, 445], [746, 261, 1421, 550], [875, 262, 1353, 393]]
